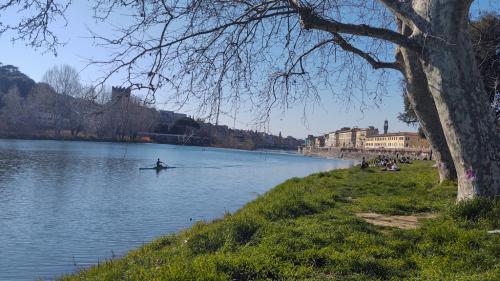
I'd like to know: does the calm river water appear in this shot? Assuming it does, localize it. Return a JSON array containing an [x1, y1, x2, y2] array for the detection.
[[0, 139, 353, 280]]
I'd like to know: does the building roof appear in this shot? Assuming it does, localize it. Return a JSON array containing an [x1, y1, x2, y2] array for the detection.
[[367, 132, 420, 138]]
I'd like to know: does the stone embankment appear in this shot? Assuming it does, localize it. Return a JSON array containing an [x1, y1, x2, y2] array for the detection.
[[302, 147, 370, 161], [300, 147, 431, 161]]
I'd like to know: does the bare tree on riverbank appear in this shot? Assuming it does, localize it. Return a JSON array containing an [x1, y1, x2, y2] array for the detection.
[[42, 65, 85, 136], [398, 14, 500, 183]]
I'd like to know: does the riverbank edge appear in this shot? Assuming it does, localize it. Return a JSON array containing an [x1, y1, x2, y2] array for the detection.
[[302, 148, 367, 161], [0, 136, 298, 153], [301, 147, 431, 162], [60, 161, 500, 280]]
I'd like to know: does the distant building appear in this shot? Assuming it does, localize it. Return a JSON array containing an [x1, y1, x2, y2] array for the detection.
[[325, 132, 337, 147], [159, 110, 187, 123], [108, 87, 133, 138], [383, 120, 389, 134], [315, 136, 325, 147], [111, 86, 131, 101], [305, 135, 315, 148], [337, 127, 359, 148], [158, 110, 188, 129], [365, 132, 430, 150], [355, 126, 379, 149], [323, 133, 329, 147]]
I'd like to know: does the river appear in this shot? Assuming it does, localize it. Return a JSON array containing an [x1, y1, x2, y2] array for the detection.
[[0, 139, 354, 280]]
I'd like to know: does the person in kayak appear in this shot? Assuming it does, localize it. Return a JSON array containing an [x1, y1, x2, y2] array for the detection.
[[156, 158, 166, 168]]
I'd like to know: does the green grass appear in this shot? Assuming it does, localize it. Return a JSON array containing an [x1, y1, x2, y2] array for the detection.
[[60, 161, 500, 281]]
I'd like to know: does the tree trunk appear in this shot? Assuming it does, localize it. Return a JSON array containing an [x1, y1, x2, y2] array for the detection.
[[399, 47, 457, 182], [413, 0, 500, 200]]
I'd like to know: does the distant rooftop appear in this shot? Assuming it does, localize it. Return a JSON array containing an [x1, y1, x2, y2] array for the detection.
[[368, 132, 419, 137]]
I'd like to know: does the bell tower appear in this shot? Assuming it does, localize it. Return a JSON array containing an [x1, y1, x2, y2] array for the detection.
[[383, 120, 388, 134]]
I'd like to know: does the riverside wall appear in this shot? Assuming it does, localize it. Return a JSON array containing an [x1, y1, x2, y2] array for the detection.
[[300, 147, 432, 161]]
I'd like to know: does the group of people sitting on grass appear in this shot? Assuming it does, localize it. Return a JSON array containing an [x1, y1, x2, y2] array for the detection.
[[361, 154, 418, 171], [375, 154, 416, 166], [381, 160, 400, 171], [398, 156, 413, 164]]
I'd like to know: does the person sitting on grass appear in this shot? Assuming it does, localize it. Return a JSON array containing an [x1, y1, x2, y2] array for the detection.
[[382, 161, 400, 172], [360, 157, 369, 169], [389, 162, 400, 171], [385, 161, 392, 171]]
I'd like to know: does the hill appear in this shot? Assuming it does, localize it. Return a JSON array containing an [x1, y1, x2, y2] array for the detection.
[[0, 63, 36, 98]]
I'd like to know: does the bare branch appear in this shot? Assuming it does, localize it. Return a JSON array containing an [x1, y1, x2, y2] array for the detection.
[[331, 32, 401, 71], [378, 0, 430, 33], [1, 0, 412, 123], [0, 0, 72, 54], [288, 0, 421, 51]]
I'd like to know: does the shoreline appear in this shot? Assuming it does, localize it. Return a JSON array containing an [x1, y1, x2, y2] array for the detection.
[[0, 136, 299, 153], [60, 162, 499, 280], [0, 139, 351, 281], [301, 146, 432, 162]]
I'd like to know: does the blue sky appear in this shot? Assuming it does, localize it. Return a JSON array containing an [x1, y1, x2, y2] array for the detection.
[[0, 1, 498, 138]]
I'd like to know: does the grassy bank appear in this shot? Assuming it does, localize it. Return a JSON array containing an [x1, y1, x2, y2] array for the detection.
[[61, 162, 499, 281]]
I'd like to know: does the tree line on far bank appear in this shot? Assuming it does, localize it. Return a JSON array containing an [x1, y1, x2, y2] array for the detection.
[[0, 64, 300, 150], [0, 64, 158, 140]]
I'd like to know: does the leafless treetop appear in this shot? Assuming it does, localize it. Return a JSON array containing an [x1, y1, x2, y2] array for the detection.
[[2, 1, 489, 124]]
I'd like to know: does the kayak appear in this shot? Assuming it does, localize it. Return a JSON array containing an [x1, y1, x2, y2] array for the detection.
[[139, 166, 176, 170]]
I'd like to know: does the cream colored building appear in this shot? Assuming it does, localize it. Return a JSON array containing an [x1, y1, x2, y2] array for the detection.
[[337, 128, 359, 148], [365, 132, 430, 150], [325, 132, 337, 147], [355, 126, 379, 148]]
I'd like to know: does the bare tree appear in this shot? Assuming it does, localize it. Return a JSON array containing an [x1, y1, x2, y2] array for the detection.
[[399, 47, 457, 182], [90, 87, 114, 138], [0, 86, 33, 135], [398, 14, 500, 183], [42, 64, 83, 136], [1, 0, 499, 201]]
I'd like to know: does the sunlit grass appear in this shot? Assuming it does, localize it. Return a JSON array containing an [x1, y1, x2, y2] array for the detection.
[[60, 161, 500, 281]]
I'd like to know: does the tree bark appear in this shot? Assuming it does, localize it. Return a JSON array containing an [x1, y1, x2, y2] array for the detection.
[[399, 48, 457, 182], [413, 0, 500, 200], [396, 20, 457, 182]]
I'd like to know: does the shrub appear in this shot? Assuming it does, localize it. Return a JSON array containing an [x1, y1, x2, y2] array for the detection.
[[223, 214, 263, 249], [450, 198, 500, 228], [186, 222, 226, 254]]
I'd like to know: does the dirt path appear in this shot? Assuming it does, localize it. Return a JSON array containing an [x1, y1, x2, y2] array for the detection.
[[356, 212, 437, 230]]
